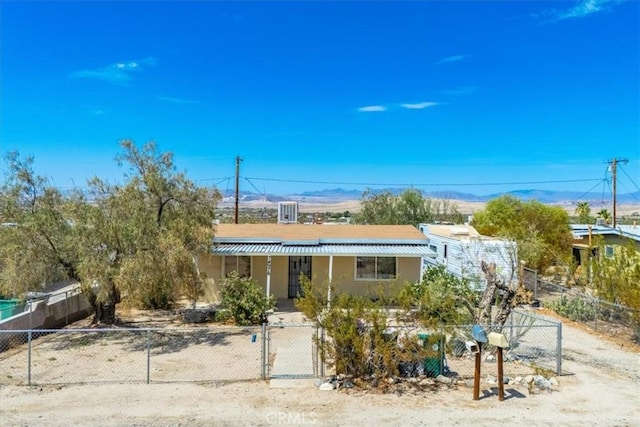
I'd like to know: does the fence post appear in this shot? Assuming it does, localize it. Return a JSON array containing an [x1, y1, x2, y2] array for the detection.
[[556, 322, 563, 375], [65, 291, 69, 325], [146, 329, 151, 384], [27, 330, 32, 386], [320, 327, 325, 378], [261, 323, 266, 380]]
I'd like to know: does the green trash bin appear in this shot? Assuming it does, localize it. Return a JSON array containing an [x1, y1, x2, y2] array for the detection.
[[418, 333, 444, 377]]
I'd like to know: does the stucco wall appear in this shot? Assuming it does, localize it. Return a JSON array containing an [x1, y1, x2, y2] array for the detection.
[[0, 291, 91, 331], [201, 254, 422, 302]]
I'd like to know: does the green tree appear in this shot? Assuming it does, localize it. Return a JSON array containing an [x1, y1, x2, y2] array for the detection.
[[575, 202, 591, 223], [72, 140, 221, 324], [355, 189, 463, 226], [471, 195, 573, 272], [0, 152, 79, 297]]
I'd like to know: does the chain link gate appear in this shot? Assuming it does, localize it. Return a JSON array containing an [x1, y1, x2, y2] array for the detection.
[[265, 323, 321, 379]]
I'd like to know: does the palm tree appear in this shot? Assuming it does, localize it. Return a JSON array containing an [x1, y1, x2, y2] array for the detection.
[[575, 202, 591, 223], [597, 208, 611, 224]]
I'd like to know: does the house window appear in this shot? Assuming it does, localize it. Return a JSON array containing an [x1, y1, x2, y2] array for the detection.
[[355, 256, 397, 280], [604, 246, 614, 258], [444, 244, 448, 259], [429, 244, 437, 253], [224, 256, 251, 277]]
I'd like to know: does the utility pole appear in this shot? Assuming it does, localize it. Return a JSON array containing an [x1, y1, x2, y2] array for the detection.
[[608, 157, 628, 228], [234, 156, 242, 224]]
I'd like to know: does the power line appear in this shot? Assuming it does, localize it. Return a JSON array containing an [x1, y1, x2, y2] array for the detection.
[[242, 176, 603, 187], [574, 179, 609, 202], [618, 163, 640, 193]]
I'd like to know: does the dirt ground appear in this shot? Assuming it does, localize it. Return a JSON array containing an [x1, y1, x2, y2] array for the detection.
[[1, 308, 639, 427]]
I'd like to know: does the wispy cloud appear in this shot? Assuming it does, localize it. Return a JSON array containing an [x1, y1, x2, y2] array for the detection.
[[357, 102, 439, 112], [436, 54, 468, 65], [71, 57, 158, 85], [158, 96, 201, 105], [358, 105, 387, 112], [400, 102, 438, 110], [539, 0, 622, 22], [442, 86, 477, 96]]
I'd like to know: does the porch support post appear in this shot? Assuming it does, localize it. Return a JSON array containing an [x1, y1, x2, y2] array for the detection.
[[327, 255, 333, 308], [266, 255, 272, 297], [420, 255, 426, 281]]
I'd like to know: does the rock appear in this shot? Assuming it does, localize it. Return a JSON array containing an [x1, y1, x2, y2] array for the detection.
[[407, 377, 419, 384], [514, 376, 523, 384], [534, 375, 552, 391], [503, 377, 510, 385], [485, 354, 496, 363], [549, 377, 559, 389], [419, 378, 434, 387], [181, 309, 211, 323], [524, 375, 534, 384], [343, 380, 354, 389], [436, 375, 452, 384], [319, 382, 335, 391], [464, 379, 475, 388], [387, 377, 396, 384], [486, 375, 497, 384]]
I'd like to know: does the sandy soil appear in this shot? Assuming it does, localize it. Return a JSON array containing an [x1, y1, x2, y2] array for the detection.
[[1, 309, 639, 427]]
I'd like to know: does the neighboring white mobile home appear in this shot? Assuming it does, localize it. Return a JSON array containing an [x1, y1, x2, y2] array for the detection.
[[418, 224, 518, 290]]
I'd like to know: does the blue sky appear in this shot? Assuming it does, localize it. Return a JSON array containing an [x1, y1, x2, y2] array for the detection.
[[1, 0, 639, 197]]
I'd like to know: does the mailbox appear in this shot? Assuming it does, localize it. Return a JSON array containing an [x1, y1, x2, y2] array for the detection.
[[465, 340, 480, 354], [488, 332, 509, 348], [471, 325, 488, 343]]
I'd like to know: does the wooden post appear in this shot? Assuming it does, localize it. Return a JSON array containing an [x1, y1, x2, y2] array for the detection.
[[473, 344, 481, 400], [497, 347, 505, 401]]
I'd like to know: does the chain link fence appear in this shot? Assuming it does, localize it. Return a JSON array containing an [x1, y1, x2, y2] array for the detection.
[[314, 309, 562, 380], [1, 311, 561, 386], [523, 270, 639, 341], [439, 310, 562, 379], [0, 326, 263, 386]]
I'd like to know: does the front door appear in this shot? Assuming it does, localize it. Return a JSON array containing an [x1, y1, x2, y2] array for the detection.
[[288, 256, 312, 298]]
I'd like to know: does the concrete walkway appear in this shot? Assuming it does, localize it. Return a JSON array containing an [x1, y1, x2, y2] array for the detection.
[[267, 301, 317, 386]]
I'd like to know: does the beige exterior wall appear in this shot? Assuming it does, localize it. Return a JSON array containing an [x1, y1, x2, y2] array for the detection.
[[199, 253, 422, 303], [199, 254, 223, 304]]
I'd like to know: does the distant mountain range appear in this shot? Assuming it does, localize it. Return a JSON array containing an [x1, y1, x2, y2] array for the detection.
[[222, 188, 640, 205]]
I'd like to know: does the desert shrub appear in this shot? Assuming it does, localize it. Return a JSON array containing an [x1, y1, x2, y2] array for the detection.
[[296, 277, 443, 379], [220, 272, 275, 325], [546, 295, 596, 322], [213, 308, 232, 323], [397, 265, 477, 327]]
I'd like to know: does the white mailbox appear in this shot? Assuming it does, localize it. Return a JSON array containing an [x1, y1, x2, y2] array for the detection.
[[488, 332, 509, 348]]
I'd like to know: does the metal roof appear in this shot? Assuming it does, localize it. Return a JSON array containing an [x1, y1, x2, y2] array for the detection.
[[212, 243, 436, 257], [570, 224, 640, 241], [214, 237, 430, 245]]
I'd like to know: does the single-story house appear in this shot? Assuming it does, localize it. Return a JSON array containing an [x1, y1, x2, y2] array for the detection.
[[571, 223, 640, 265], [199, 223, 436, 302], [418, 223, 518, 290]]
